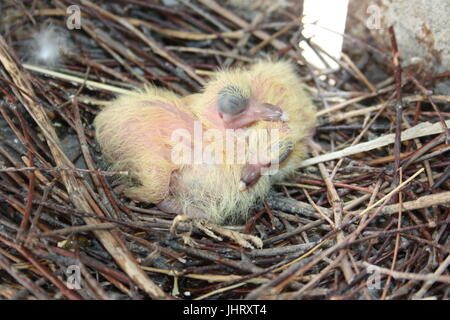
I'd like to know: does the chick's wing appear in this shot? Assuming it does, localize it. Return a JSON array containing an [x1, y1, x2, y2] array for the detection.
[[94, 87, 195, 203]]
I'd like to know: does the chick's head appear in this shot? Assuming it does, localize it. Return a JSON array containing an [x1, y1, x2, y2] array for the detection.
[[245, 60, 317, 182], [190, 66, 288, 131]]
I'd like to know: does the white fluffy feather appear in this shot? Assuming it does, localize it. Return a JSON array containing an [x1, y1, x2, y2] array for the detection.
[[26, 24, 70, 66]]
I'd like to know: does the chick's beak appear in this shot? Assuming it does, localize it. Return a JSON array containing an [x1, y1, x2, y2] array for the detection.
[[239, 163, 262, 191], [220, 101, 289, 129], [253, 102, 289, 122]]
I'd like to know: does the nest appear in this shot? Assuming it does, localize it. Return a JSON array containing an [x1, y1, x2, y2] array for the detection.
[[0, 0, 449, 300]]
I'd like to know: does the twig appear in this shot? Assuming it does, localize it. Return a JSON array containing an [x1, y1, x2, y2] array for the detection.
[[412, 254, 450, 299], [361, 262, 450, 284], [0, 165, 128, 176], [300, 120, 450, 168], [30, 222, 118, 238], [22, 64, 133, 95]]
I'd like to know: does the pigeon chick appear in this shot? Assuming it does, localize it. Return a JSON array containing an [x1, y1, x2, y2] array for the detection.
[[94, 85, 259, 222], [94, 60, 316, 224]]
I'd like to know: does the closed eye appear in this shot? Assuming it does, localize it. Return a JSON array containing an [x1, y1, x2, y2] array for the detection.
[[218, 94, 248, 115], [218, 86, 249, 115]]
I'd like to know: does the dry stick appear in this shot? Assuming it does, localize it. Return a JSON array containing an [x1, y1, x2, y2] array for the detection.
[[249, 242, 318, 258], [10, 277, 48, 300], [22, 8, 243, 41], [25, 178, 56, 246], [79, 263, 111, 300], [0, 165, 128, 176], [81, 22, 152, 87], [0, 252, 51, 300], [223, 12, 264, 67], [415, 143, 450, 163], [81, 0, 205, 86], [263, 218, 326, 246], [381, 168, 403, 300], [64, 51, 140, 86], [0, 102, 57, 180], [367, 146, 443, 166], [266, 187, 447, 222], [0, 35, 167, 299], [21, 158, 70, 204], [56, 1, 182, 94], [341, 53, 377, 93], [288, 250, 348, 299], [407, 72, 450, 142], [313, 149, 354, 283], [388, 26, 404, 183], [164, 240, 263, 274], [180, 0, 231, 32], [398, 115, 436, 187], [30, 223, 118, 238], [198, 0, 296, 58], [194, 282, 246, 300], [249, 22, 297, 55], [400, 233, 450, 255], [363, 191, 450, 216], [401, 133, 445, 171], [329, 100, 389, 180], [355, 179, 383, 283], [14, 107, 35, 234], [432, 166, 450, 189], [31, 198, 160, 234], [290, 192, 430, 300], [72, 101, 122, 222], [128, 17, 242, 40], [302, 188, 335, 228], [0, 235, 83, 300], [300, 120, 450, 168], [80, 19, 164, 87], [301, 38, 333, 71], [412, 254, 450, 299], [327, 106, 382, 128], [36, 243, 132, 285], [166, 46, 252, 62], [139, 265, 271, 285], [99, 272, 132, 297], [316, 93, 378, 117], [81, 18, 188, 94], [360, 262, 450, 284], [357, 168, 424, 217], [123, 233, 186, 264], [23, 64, 132, 95], [324, 95, 450, 123], [248, 168, 424, 299]]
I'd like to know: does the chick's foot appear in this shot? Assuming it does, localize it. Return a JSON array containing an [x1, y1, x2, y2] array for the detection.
[[170, 216, 262, 249]]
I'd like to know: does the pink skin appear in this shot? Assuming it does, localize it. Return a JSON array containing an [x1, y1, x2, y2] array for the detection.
[[219, 100, 288, 129], [240, 129, 317, 190], [202, 99, 288, 130], [239, 162, 268, 191], [239, 143, 294, 191], [121, 101, 196, 160]]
